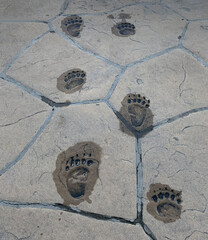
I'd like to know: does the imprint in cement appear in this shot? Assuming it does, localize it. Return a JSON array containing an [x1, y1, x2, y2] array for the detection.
[[57, 68, 86, 94], [53, 142, 102, 206], [112, 21, 135, 37], [61, 15, 84, 38], [119, 93, 153, 136], [147, 183, 182, 223]]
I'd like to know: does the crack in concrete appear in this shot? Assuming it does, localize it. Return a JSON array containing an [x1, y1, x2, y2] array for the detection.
[[0, 108, 55, 176], [1, 1, 208, 239], [0, 110, 47, 127], [3, 31, 50, 74], [184, 230, 208, 240]]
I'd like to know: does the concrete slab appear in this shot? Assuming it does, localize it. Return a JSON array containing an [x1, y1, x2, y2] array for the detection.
[[110, 49, 208, 124], [54, 5, 185, 65], [0, 22, 48, 72], [0, 103, 137, 220], [0, 78, 50, 172], [7, 33, 120, 103], [142, 111, 208, 240]]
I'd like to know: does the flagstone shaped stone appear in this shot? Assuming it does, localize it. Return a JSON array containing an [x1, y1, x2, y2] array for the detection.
[[109, 49, 208, 125], [0, 206, 149, 240], [162, 0, 208, 20], [0, 78, 50, 172], [54, 5, 185, 65], [142, 111, 208, 239], [0, 103, 137, 219], [0, 0, 65, 20], [7, 33, 120, 103], [65, 0, 161, 14], [0, 22, 48, 72], [183, 21, 208, 64]]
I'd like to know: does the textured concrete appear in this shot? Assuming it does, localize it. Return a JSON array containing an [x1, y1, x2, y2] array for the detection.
[[0, 79, 50, 173], [7, 34, 120, 103], [0, 22, 48, 72], [142, 111, 208, 239], [55, 5, 185, 65], [0, 104, 137, 220], [183, 21, 208, 64], [0, 0, 65, 20], [110, 49, 208, 124], [0, 206, 149, 240], [0, 0, 208, 239]]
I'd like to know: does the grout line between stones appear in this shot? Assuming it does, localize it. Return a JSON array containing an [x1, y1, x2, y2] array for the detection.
[[0, 108, 55, 176], [52, 29, 123, 69], [0, 19, 48, 23], [153, 106, 208, 130], [2, 74, 42, 100], [181, 46, 208, 69], [2, 31, 50, 74], [189, 18, 208, 22], [105, 67, 127, 100], [0, 200, 136, 225], [178, 21, 189, 46], [70, 98, 105, 105], [105, 101, 138, 135], [140, 222, 158, 240], [136, 137, 143, 215], [0, 199, 158, 239], [159, 2, 188, 20], [60, 0, 71, 15], [126, 46, 178, 68], [1, 2, 207, 240]]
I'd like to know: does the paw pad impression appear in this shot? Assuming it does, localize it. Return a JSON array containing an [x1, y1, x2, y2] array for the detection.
[[112, 22, 136, 37], [147, 183, 183, 223], [53, 142, 102, 206], [61, 15, 84, 37], [119, 93, 153, 136], [57, 68, 86, 94]]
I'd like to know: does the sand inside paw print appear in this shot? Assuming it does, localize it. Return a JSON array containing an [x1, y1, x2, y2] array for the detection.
[[61, 15, 84, 38], [147, 183, 183, 223], [57, 68, 86, 94], [112, 21, 136, 37], [119, 93, 153, 136], [53, 142, 102, 206]]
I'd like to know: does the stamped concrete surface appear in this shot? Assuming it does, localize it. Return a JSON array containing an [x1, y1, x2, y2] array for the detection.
[[55, 5, 185, 65], [0, 22, 48, 72], [183, 21, 208, 64], [0, 0, 208, 239], [0, 0, 65, 20], [110, 49, 208, 124], [0, 206, 149, 240], [7, 33, 120, 103], [0, 104, 137, 219], [142, 111, 208, 239], [0, 79, 50, 172], [65, 0, 161, 14], [162, 0, 208, 20]]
